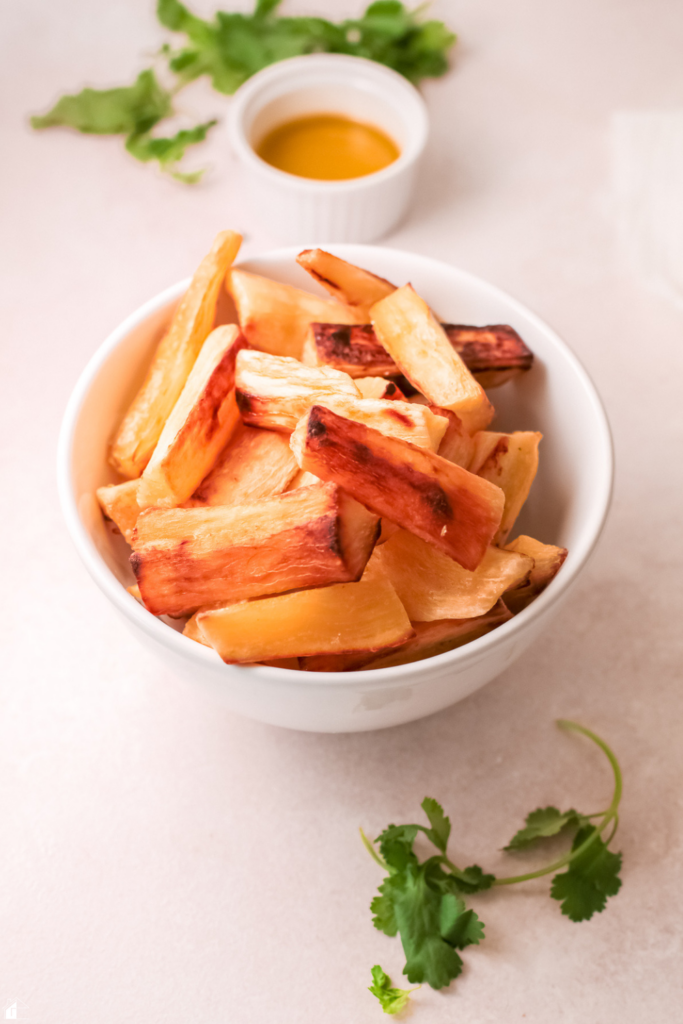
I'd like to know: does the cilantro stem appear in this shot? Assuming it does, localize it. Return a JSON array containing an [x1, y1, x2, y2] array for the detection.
[[604, 814, 619, 845], [493, 720, 623, 887], [360, 827, 388, 870]]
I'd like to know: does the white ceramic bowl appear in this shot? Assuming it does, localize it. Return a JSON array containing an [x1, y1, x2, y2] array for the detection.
[[228, 55, 429, 243], [58, 246, 613, 734]]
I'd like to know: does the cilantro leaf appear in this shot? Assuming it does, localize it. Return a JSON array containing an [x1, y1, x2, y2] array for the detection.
[[438, 893, 485, 949], [368, 965, 414, 1015], [550, 826, 622, 922], [504, 806, 589, 851], [375, 823, 420, 874], [452, 864, 496, 893], [392, 860, 467, 988], [30, 69, 171, 135], [421, 797, 451, 853], [371, 875, 401, 937], [125, 119, 217, 180]]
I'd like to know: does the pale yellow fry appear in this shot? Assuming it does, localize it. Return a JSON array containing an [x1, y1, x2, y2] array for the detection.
[[96, 479, 140, 543], [470, 431, 542, 544], [371, 284, 494, 433], [227, 268, 365, 359], [137, 325, 245, 509], [110, 230, 242, 478], [373, 530, 534, 620], [197, 575, 413, 664], [296, 248, 396, 311]]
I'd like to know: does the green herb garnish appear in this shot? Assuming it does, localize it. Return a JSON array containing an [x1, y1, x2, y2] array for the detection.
[[30, 69, 211, 180], [30, 1, 456, 181], [158, 0, 456, 93], [368, 965, 415, 1015], [364, 720, 623, 1012]]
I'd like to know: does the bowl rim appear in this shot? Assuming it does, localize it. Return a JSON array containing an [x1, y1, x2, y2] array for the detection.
[[227, 53, 429, 194], [57, 244, 614, 687]]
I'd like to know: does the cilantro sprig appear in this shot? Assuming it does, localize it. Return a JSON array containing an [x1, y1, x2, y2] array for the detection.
[[30, 0, 456, 181], [364, 720, 624, 1012]]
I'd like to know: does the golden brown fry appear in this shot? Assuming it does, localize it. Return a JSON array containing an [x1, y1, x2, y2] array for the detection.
[[290, 405, 504, 571], [373, 531, 533, 620], [470, 431, 542, 544], [196, 574, 413, 664], [137, 326, 247, 510], [444, 324, 533, 388], [301, 323, 397, 377], [296, 248, 396, 310], [235, 350, 360, 431], [110, 230, 242, 478], [371, 285, 494, 432], [189, 423, 299, 507], [96, 479, 140, 543], [303, 600, 513, 671], [131, 481, 380, 617], [301, 322, 533, 389], [226, 268, 365, 359], [503, 535, 568, 613]]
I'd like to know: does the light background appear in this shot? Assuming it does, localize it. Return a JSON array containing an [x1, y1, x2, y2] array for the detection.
[[2, 1, 683, 1020]]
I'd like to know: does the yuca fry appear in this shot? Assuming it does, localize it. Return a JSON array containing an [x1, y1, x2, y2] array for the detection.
[[469, 431, 542, 544], [235, 350, 360, 431], [137, 326, 247, 510], [371, 284, 494, 432], [296, 248, 396, 310], [196, 574, 413, 663], [131, 481, 380, 617], [431, 407, 475, 468], [226, 268, 365, 359], [356, 377, 406, 401], [302, 322, 533, 387], [364, 601, 514, 669], [503, 535, 568, 613], [373, 530, 533, 621], [444, 324, 533, 389], [183, 610, 301, 668], [189, 423, 298, 507], [184, 611, 210, 645], [301, 323, 398, 377], [287, 469, 321, 489], [290, 405, 504, 571], [236, 351, 448, 448], [96, 479, 140, 543], [303, 600, 513, 671], [110, 230, 242, 478]]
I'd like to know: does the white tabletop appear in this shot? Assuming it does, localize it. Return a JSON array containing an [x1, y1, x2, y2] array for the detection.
[[2, 1, 683, 1020]]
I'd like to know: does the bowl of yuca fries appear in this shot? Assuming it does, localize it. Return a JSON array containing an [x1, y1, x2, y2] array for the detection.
[[58, 231, 613, 732]]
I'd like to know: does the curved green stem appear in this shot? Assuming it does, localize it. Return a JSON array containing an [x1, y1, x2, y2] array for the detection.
[[604, 813, 619, 845], [360, 827, 388, 870], [557, 720, 623, 812], [493, 720, 623, 887]]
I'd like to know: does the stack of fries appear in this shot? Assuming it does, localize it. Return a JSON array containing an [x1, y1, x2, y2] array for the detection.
[[97, 231, 567, 671]]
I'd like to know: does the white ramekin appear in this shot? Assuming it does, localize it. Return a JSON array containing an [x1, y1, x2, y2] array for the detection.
[[58, 245, 613, 734], [228, 55, 429, 243]]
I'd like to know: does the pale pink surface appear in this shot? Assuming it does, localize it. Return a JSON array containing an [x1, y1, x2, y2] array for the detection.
[[2, 1, 683, 1021]]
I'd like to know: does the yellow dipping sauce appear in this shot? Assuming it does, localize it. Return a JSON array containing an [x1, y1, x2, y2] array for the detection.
[[256, 114, 400, 181]]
